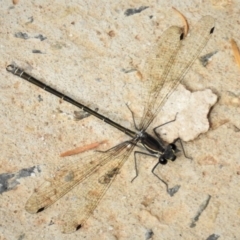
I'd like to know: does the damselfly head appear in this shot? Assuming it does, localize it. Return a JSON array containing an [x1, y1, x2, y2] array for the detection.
[[159, 144, 177, 164]]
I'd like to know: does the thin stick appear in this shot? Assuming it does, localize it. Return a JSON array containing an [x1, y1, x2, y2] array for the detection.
[[60, 140, 108, 157]]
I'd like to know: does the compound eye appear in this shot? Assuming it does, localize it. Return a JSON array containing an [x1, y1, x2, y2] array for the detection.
[[159, 157, 167, 165]]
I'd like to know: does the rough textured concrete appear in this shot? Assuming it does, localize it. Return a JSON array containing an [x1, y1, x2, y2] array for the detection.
[[1, 1, 240, 239]]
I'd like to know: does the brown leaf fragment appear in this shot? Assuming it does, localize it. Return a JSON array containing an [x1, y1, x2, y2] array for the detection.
[[13, 0, 19, 5], [231, 39, 240, 68]]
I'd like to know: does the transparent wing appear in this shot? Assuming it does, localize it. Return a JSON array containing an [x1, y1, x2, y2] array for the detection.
[[139, 25, 183, 129], [139, 15, 215, 130], [61, 141, 136, 233], [25, 140, 136, 231], [25, 154, 112, 214]]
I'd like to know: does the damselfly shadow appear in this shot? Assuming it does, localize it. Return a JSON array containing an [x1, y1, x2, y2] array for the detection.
[[6, 15, 215, 233]]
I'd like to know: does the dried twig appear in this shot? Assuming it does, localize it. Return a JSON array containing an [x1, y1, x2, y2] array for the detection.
[[172, 7, 189, 37], [60, 140, 107, 157]]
